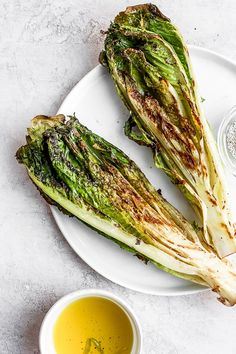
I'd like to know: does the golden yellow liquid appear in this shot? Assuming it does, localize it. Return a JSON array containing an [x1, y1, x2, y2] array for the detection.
[[54, 296, 133, 354]]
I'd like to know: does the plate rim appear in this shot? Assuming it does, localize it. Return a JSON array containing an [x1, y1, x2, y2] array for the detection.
[[52, 45, 236, 296]]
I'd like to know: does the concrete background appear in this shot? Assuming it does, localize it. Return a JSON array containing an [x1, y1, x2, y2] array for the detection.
[[1, 1, 236, 353]]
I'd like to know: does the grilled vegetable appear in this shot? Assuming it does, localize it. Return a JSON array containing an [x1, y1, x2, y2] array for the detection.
[[101, 3, 236, 258], [16, 114, 236, 305]]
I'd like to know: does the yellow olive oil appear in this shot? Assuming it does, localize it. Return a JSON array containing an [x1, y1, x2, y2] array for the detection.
[[53, 296, 133, 354]]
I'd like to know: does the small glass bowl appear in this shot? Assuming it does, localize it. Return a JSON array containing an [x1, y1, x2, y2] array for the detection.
[[217, 105, 236, 176]]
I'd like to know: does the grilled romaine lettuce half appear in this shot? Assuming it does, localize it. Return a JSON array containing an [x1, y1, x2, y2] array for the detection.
[[101, 3, 236, 258], [16, 114, 236, 305]]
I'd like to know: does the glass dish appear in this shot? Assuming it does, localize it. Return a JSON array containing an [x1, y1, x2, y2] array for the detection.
[[217, 105, 236, 176]]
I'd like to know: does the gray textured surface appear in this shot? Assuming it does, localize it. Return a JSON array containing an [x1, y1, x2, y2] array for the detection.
[[1, 1, 236, 353]]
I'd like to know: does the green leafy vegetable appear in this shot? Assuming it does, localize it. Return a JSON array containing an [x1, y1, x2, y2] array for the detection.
[[83, 338, 104, 354], [16, 114, 236, 305], [101, 3, 236, 258]]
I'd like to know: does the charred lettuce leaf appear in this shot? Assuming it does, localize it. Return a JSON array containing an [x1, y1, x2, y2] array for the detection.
[[16, 114, 236, 305], [101, 3, 236, 258]]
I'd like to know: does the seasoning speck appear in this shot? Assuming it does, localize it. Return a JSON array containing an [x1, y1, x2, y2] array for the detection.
[[226, 121, 236, 159]]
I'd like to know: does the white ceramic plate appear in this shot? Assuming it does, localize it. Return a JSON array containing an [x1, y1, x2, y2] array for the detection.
[[53, 46, 236, 296]]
